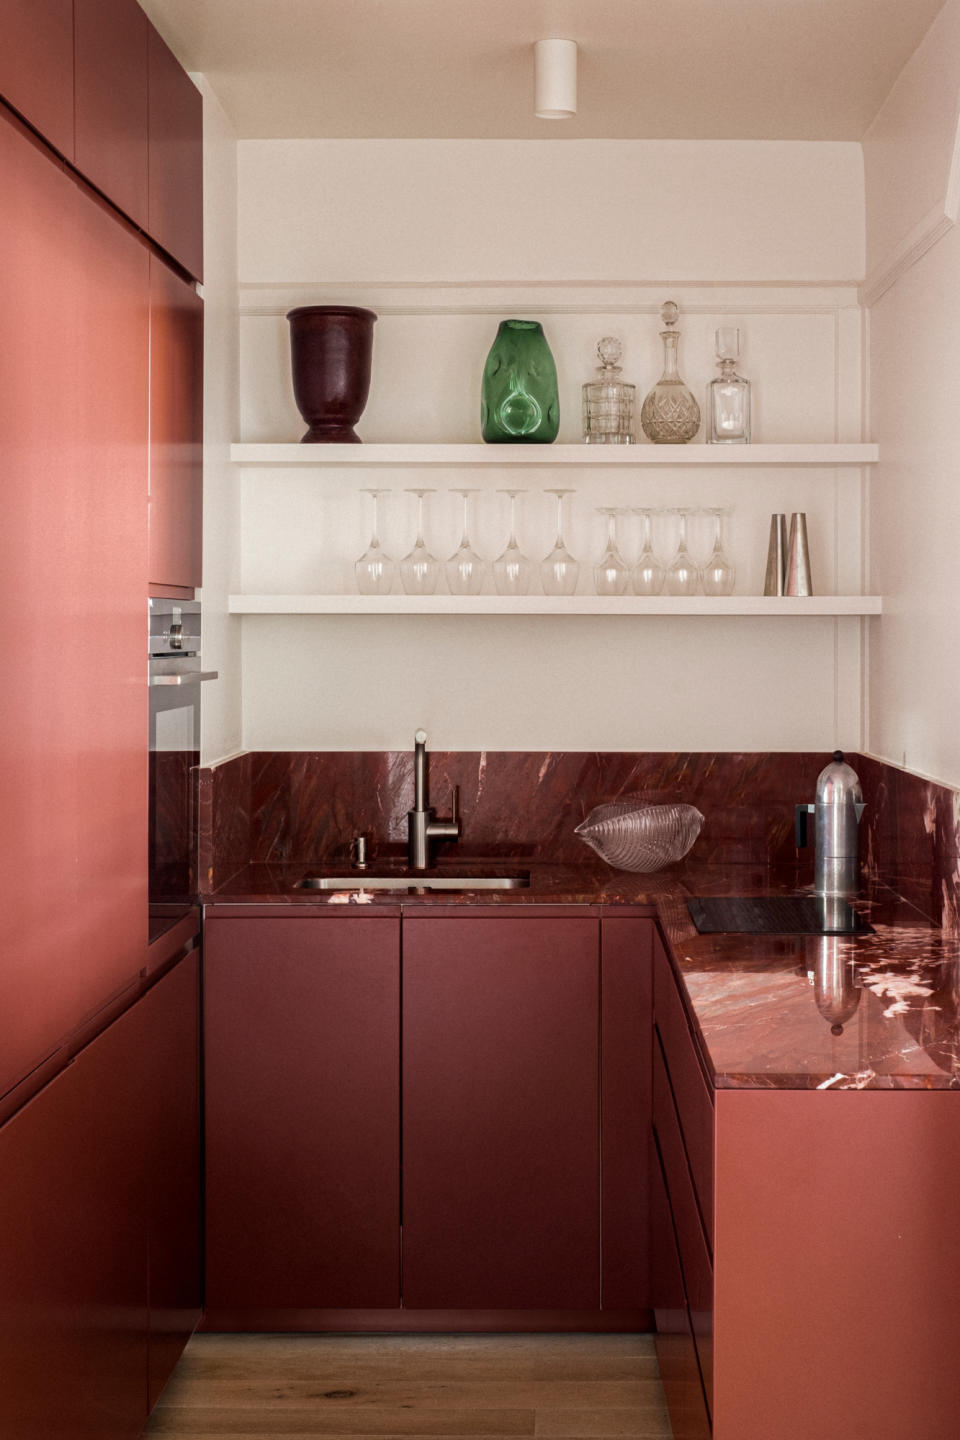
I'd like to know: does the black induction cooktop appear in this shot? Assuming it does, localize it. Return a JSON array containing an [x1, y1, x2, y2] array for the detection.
[[687, 894, 872, 936]]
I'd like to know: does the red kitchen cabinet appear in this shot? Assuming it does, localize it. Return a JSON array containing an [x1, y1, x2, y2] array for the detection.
[[0, 983, 151, 1438], [204, 915, 402, 1318], [0, 0, 74, 159], [0, 108, 149, 1099], [149, 255, 203, 591], [74, 0, 149, 230], [402, 913, 601, 1311], [650, 1148, 711, 1440], [148, 25, 203, 280], [653, 927, 960, 1440], [141, 950, 202, 1408], [600, 916, 653, 1310]]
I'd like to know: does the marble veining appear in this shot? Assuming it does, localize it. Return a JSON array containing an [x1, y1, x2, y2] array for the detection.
[[198, 748, 960, 1090]]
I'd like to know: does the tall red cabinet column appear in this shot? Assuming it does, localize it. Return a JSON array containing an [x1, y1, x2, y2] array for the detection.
[[0, 109, 149, 1098]]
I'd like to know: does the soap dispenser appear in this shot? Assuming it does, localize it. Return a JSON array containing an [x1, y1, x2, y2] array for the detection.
[[795, 751, 865, 896]]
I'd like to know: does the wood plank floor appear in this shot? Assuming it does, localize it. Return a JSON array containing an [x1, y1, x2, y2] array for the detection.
[[145, 1334, 674, 1440]]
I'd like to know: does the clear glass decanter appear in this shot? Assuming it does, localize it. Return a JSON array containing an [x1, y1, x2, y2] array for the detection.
[[707, 326, 751, 444], [582, 337, 635, 444], [640, 300, 701, 444]]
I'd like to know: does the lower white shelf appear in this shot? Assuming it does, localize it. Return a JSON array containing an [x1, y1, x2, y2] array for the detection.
[[228, 594, 882, 617]]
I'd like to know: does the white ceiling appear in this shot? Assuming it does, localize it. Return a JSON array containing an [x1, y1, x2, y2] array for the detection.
[[139, 0, 944, 142]]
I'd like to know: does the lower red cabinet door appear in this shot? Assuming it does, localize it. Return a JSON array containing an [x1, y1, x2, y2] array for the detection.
[[142, 952, 201, 1407], [204, 916, 401, 1314], [0, 990, 151, 1439], [402, 914, 601, 1310]]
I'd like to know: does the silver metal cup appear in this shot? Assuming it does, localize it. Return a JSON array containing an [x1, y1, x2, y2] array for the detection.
[[785, 512, 813, 596], [763, 513, 788, 596]]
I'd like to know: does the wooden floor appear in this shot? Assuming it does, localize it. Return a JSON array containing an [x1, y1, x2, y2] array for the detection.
[[144, 1333, 673, 1440]]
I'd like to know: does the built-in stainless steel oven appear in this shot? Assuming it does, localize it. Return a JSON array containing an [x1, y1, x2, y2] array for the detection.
[[148, 598, 217, 942]]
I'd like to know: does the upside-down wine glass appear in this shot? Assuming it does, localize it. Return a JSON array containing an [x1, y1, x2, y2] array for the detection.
[[400, 487, 440, 595], [446, 487, 486, 596], [594, 507, 630, 595], [700, 505, 736, 596], [355, 487, 395, 595], [493, 489, 534, 595], [630, 507, 666, 595], [541, 488, 580, 596], [665, 505, 700, 596]]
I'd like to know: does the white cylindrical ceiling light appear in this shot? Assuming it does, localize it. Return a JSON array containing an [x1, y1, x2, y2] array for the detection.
[[534, 38, 578, 119]]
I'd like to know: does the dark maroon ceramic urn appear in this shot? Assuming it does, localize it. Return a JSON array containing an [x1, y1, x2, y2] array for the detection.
[[287, 305, 377, 443]]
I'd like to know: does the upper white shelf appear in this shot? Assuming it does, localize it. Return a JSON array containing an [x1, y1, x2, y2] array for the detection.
[[231, 442, 878, 468]]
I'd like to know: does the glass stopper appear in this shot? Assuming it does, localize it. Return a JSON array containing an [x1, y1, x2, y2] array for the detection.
[[596, 336, 623, 372], [660, 300, 680, 330]]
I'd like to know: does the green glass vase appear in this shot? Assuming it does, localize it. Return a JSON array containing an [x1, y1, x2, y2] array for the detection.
[[481, 319, 559, 443]]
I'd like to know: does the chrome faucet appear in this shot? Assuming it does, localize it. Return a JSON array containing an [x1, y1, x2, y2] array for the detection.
[[407, 729, 461, 870]]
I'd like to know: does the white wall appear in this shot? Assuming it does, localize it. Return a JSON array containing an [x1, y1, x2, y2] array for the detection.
[[197, 79, 243, 767], [225, 138, 868, 752], [863, 0, 960, 787]]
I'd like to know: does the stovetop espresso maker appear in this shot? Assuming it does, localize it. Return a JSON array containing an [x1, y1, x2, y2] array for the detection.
[[796, 751, 865, 895]]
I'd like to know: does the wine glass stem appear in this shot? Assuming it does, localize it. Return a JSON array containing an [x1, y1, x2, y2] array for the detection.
[[415, 494, 426, 548], [554, 493, 565, 548], [370, 493, 382, 549], [509, 494, 520, 549]]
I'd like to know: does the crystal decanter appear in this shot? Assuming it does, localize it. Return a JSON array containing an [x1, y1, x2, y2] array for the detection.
[[706, 326, 751, 444], [582, 336, 635, 444], [640, 300, 701, 444]]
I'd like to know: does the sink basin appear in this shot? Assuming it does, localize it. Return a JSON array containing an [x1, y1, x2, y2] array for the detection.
[[298, 872, 530, 892]]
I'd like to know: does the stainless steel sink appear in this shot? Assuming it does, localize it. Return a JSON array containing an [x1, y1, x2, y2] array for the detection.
[[298, 872, 530, 891]]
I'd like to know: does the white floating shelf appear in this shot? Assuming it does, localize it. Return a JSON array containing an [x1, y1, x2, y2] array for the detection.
[[229, 594, 882, 617], [231, 442, 878, 468]]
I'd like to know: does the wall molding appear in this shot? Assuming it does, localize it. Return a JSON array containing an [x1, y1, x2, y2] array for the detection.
[[861, 96, 960, 308]]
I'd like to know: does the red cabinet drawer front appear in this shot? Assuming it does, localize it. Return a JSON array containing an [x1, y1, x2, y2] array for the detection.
[[653, 1039, 714, 1414], [204, 917, 401, 1312], [0, 0, 74, 159], [654, 934, 715, 1245], [402, 915, 601, 1310], [651, 1147, 712, 1440]]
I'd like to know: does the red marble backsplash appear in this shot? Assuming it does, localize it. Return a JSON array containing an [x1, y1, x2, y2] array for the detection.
[[198, 750, 960, 926], [198, 750, 841, 894], [857, 755, 960, 932]]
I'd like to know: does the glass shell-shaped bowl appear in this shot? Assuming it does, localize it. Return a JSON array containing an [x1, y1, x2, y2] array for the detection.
[[640, 301, 700, 445], [481, 319, 560, 444], [575, 800, 705, 873]]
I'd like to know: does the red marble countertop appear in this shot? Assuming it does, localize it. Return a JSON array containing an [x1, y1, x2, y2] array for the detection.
[[205, 857, 960, 1091]]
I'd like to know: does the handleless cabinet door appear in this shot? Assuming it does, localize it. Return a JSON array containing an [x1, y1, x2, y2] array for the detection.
[[0, 110, 149, 1097], [142, 951, 201, 1408], [149, 256, 203, 590], [204, 916, 401, 1316], [74, 0, 149, 229], [402, 914, 601, 1311], [0, 987, 151, 1439], [147, 25, 203, 281], [0, 0, 74, 159]]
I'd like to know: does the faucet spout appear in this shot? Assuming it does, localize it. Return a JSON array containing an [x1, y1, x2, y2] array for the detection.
[[407, 730, 462, 870], [414, 728, 428, 812]]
